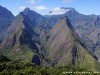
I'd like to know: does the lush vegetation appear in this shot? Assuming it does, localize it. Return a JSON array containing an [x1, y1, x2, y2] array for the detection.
[[0, 56, 99, 75], [0, 62, 93, 75]]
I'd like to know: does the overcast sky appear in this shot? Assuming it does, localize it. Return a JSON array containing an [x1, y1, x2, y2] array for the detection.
[[0, 0, 100, 16]]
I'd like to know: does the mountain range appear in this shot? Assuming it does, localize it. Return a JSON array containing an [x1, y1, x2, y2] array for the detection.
[[0, 5, 100, 72], [46, 7, 100, 44], [45, 7, 100, 62]]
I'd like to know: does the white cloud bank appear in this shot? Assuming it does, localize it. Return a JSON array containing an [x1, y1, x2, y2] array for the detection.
[[63, 0, 74, 3], [28, 0, 43, 4], [34, 6, 48, 11], [48, 7, 71, 15], [29, 0, 35, 4]]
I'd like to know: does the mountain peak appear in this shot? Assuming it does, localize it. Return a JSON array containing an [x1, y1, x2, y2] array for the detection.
[[23, 7, 31, 14], [22, 7, 38, 16], [47, 16, 96, 70], [24, 7, 30, 11]]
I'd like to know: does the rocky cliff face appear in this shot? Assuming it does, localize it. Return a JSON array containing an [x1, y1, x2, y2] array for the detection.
[[46, 17, 98, 71], [46, 7, 100, 44], [0, 6, 100, 71], [0, 8, 51, 65], [0, 5, 14, 43], [45, 8, 100, 62]]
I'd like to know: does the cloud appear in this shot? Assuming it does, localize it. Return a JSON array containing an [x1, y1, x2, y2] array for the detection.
[[28, 0, 42, 4], [29, 0, 35, 4], [52, 7, 62, 11], [38, 0, 42, 2], [34, 6, 48, 11], [48, 7, 70, 15], [63, 0, 74, 3], [18, 6, 26, 10]]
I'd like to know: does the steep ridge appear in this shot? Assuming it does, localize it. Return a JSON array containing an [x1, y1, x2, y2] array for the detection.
[[0, 6, 100, 71], [0, 5, 14, 43], [0, 12, 42, 64], [45, 7, 100, 61], [46, 17, 99, 71], [46, 7, 100, 44], [0, 8, 52, 65], [22, 8, 51, 39]]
